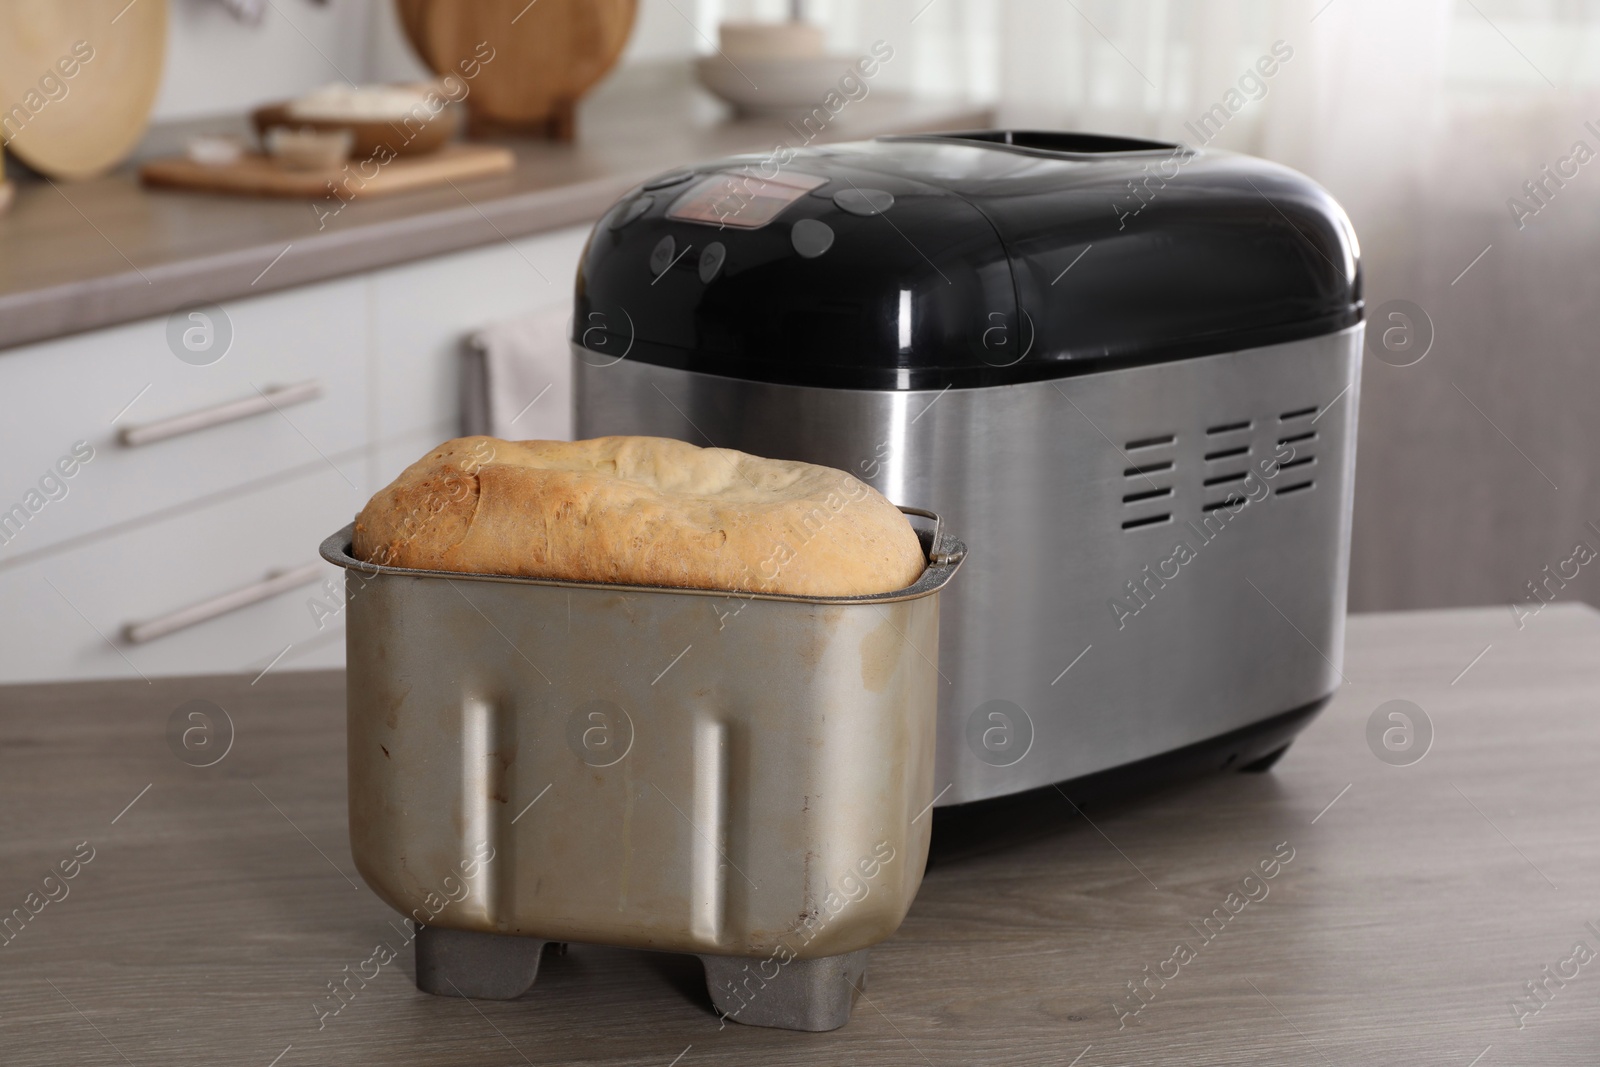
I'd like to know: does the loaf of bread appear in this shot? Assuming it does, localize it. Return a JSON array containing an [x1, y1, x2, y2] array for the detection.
[[352, 436, 925, 596]]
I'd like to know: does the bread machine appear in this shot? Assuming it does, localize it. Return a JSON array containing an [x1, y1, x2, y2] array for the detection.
[[573, 130, 1363, 807]]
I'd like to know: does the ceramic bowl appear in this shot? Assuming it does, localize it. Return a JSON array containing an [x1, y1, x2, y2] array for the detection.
[[694, 54, 855, 118], [264, 127, 352, 171]]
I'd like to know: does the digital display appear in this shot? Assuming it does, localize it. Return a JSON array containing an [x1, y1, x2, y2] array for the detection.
[[666, 171, 828, 229]]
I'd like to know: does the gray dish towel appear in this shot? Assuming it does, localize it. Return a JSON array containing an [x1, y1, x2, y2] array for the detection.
[[459, 305, 574, 441]]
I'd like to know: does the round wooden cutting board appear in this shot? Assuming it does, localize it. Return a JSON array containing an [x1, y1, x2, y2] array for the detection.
[[0, 0, 168, 180], [411, 0, 635, 138], [395, 0, 436, 69]]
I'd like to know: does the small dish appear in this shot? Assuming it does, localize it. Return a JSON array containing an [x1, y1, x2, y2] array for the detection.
[[265, 127, 352, 172], [186, 135, 245, 167]]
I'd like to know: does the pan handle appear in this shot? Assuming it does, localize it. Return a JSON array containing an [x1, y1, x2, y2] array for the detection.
[[898, 506, 963, 566]]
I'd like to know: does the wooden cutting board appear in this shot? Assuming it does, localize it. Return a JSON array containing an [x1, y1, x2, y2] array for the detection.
[[395, 0, 436, 68], [138, 143, 515, 199], [409, 0, 636, 139], [0, 0, 167, 179]]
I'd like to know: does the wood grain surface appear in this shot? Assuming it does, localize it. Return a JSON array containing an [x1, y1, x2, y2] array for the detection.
[[395, 0, 437, 70], [2, 604, 1596, 1065], [139, 145, 515, 200], [0, 0, 167, 179], [417, 0, 637, 135]]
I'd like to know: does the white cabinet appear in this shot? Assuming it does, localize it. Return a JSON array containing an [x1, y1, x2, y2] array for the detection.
[[0, 464, 357, 682], [0, 223, 595, 684], [0, 278, 368, 556]]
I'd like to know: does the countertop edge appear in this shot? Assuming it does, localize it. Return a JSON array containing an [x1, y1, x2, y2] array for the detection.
[[0, 171, 643, 352]]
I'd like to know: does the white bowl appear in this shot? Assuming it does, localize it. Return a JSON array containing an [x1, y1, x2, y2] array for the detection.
[[265, 127, 352, 172], [186, 135, 245, 168], [718, 21, 826, 60], [694, 54, 856, 118]]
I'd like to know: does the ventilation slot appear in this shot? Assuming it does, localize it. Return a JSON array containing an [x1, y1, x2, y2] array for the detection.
[[1279, 406, 1318, 422], [1199, 417, 1255, 513], [1122, 513, 1172, 531], [1202, 471, 1248, 488], [1206, 419, 1253, 435], [1273, 427, 1317, 491], [1121, 432, 1175, 530]]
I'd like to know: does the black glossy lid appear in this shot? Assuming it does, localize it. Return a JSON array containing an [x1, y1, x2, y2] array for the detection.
[[573, 130, 1362, 390]]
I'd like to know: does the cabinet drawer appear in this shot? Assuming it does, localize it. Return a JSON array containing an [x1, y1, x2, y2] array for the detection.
[[0, 277, 367, 560], [371, 224, 591, 442], [0, 464, 362, 684]]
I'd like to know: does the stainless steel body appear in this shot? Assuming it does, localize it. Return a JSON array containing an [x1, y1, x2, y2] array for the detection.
[[576, 325, 1362, 806], [319, 522, 963, 959]]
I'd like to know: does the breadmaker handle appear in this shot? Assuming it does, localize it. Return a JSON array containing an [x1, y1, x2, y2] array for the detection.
[[898, 506, 962, 566], [117, 380, 323, 447]]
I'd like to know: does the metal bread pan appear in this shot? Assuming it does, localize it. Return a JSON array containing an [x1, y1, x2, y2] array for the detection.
[[319, 509, 965, 960]]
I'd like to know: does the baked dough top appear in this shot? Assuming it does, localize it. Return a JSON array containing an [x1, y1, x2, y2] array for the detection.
[[352, 436, 925, 596]]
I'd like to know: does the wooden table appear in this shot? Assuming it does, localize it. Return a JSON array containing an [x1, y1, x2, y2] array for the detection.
[[2, 605, 1597, 1065]]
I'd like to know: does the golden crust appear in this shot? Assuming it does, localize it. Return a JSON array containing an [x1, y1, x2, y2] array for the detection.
[[351, 436, 925, 596]]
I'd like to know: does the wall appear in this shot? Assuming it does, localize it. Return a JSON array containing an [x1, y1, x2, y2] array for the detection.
[[150, 0, 984, 120], [153, 0, 416, 122], [151, 0, 697, 122]]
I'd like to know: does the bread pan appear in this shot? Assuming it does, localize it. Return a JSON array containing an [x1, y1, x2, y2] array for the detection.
[[318, 508, 964, 1030]]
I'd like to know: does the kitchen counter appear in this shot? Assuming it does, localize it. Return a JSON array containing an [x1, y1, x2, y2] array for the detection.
[[3, 604, 1596, 1065], [0, 64, 990, 352]]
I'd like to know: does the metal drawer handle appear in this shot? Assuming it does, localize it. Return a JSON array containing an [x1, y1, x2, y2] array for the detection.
[[123, 562, 323, 644], [117, 380, 323, 447]]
